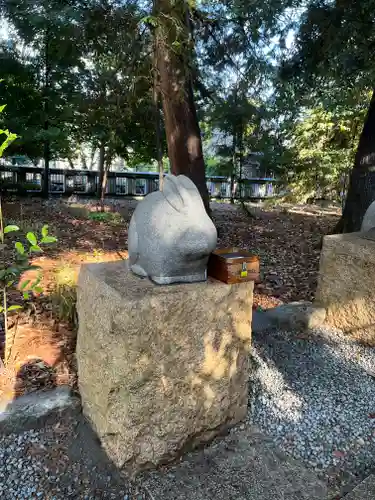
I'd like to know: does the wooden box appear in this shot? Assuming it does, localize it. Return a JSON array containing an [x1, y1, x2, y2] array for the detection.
[[208, 248, 260, 284]]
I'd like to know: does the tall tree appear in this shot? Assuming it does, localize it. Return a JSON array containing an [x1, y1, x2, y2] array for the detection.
[[281, 0, 375, 232], [80, 0, 156, 201], [154, 0, 210, 210], [1, 0, 87, 195]]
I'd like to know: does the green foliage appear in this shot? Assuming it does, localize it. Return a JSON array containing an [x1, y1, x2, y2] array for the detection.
[[50, 263, 77, 328], [282, 1, 375, 92], [0, 217, 58, 362], [0, 115, 57, 360], [0, 104, 17, 156], [0, 0, 372, 207], [0, 0, 159, 167], [88, 211, 122, 224], [1, 224, 57, 303]]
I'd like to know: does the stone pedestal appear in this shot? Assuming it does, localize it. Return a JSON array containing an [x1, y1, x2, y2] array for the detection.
[[77, 261, 253, 475], [315, 233, 375, 344]]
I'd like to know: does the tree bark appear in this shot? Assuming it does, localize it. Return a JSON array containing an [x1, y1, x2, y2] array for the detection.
[[42, 27, 51, 198], [101, 164, 109, 205], [97, 142, 106, 202], [153, 28, 164, 191], [155, 0, 210, 212], [67, 157, 74, 170], [230, 127, 237, 204], [335, 89, 375, 233]]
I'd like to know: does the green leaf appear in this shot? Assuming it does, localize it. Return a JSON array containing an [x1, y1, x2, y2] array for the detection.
[[15, 242, 25, 255], [41, 236, 57, 244], [141, 15, 158, 27], [28, 265, 42, 272], [4, 225, 19, 234], [23, 291, 30, 300], [20, 279, 31, 290], [30, 278, 42, 289], [6, 280, 15, 288], [0, 306, 3, 313], [34, 286, 43, 294], [41, 225, 49, 238], [0, 104, 6, 113], [6, 267, 20, 276], [30, 245, 42, 252], [0, 270, 7, 280], [7, 305, 22, 312], [26, 232, 37, 246]]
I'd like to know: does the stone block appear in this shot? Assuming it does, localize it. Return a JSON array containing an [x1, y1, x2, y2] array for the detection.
[[77, 260, 253, 475], [264, 302, 326, 331], [315, 232, 375, 344]]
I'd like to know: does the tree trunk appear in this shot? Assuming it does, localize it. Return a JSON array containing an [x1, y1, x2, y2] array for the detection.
[[230, 130, 237, 204], [42, 27, 51, 198], [153, 28, 164, 191], [67, 157, 74, 170], [97, 142, 106, 202], [101, 165, 109, 205], [335, 89, 375, 233], [155, 0, 210, 212]]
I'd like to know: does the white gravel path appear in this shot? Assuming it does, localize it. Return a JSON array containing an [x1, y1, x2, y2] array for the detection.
[[249, 326, 375, 488]]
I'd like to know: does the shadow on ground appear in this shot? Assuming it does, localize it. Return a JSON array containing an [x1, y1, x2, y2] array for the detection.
[[0, 357, 329, 500], [1, 361, 138, 498]]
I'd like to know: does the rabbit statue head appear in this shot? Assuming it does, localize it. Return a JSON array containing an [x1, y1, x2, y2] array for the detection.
[[128, 174, 217, 284]]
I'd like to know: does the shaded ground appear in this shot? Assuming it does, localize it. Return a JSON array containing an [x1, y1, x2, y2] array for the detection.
[[0, 196, 339, 401], [0, 406, 143, 499], [0, 402, 327, 500]]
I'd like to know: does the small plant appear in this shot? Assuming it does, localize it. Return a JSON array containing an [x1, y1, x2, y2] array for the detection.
[[50, 263, 77, 328], [0, 103, 17, 157], [89, 211, 112, 222], [93, 248, 103, 258], [88, 211, 122, 224], [0, 101, 57, 364], [0, 221, 57, 363]]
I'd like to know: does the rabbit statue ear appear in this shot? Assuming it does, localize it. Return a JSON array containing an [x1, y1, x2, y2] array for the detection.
[[162, 174, 185, 211], [177, 175, 205, 207], [163, 174, 202, 211]]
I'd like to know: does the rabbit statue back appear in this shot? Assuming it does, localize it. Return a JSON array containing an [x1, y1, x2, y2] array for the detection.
[[128, 174, 218, 284], [361, 200, 375, 233]]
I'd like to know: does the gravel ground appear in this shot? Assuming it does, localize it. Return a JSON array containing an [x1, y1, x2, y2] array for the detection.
[[249, 326, 375, 492], [0, 412, 147, 500]]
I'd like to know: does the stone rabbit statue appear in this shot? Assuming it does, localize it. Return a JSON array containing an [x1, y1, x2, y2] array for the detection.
[[361, 200, 375, 233], [128, 174, 217, 284]]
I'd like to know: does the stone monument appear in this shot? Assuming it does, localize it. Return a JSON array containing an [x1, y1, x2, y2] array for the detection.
[[315, 203, 375, 344], [77, 262, 253, 475], [76, 176, 254, 475], [128, 174, 217, 284]]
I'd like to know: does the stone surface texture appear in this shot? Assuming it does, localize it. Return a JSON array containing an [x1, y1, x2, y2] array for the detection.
[[77, 260, 253, 475], [361, 201, 375, 232], [344, 475, 375, 500], [315, 233, 375, 344], [128, 174, 217, 284], [264, 301, 326, 330]]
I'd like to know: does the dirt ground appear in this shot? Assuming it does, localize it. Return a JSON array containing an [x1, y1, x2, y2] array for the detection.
[[0, 196, 340, 402]]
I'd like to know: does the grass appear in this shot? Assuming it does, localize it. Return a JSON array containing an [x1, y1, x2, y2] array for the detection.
[[50, 263, 78, 329], [88, 211, 123, 224]]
